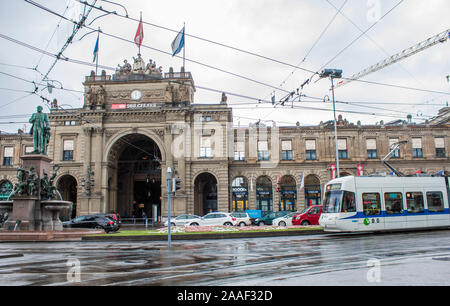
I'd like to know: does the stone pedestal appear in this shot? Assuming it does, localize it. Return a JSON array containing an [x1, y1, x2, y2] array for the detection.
[[4, 197, 40, 231], [2, 154, 73, 232]]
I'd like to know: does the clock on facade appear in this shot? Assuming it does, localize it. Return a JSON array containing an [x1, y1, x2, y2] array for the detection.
[[131, 90, 142, 101]]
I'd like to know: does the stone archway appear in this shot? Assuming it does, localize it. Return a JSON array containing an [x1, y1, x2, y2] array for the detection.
[[194, 172, 218, 216], [304, 174, 321, 207], [56, 175, 77, 219], [280, 175, 296, 211], [107, 133, 162, 219]]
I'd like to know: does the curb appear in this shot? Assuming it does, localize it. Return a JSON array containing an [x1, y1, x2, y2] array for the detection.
[[82, 229, 325, 242]]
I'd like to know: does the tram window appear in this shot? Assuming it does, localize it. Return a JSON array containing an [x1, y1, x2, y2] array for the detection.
[[342, 191, 356, 212], [406, 192, 424, 213], [426, 192, 445, 213], [362, 193, 381, 216], [384, 193, 404, 214], [323, 191, 342, 213]]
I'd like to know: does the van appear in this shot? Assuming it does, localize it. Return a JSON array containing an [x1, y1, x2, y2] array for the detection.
[[292, 206, 322, 226]]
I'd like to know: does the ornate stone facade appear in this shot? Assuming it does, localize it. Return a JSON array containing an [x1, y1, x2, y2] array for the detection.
[[0, 57, 448, 219]]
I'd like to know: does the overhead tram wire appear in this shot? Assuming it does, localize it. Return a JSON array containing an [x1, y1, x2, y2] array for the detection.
[[21, 1, 450, 98], [23, 0, 99, 82], [22, 1, 296, 96], [300, 0, 405, 88], [11, 2, 447, 122], [258, 0, 348, 122], [74, 0, 317, 75]]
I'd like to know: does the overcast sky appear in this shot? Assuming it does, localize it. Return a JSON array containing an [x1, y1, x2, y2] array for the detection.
[[0, 0, 449, 133]]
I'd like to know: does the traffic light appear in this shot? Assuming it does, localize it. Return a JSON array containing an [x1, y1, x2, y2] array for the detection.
[[172, 177, 181, 193]]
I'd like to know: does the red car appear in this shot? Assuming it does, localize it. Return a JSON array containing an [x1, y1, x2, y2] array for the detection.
[[292, 205, 322, 226]]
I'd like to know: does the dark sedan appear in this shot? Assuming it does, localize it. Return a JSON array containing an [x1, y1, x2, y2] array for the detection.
[[63, 215, 118, 233]]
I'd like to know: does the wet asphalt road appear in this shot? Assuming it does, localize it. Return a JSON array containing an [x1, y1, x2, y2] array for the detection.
[[0, 230, 449, 286]]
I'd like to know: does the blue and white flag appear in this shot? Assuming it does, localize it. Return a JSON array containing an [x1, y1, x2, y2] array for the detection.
[[171, 26, 185, 56], [93, 32, 99, 62]]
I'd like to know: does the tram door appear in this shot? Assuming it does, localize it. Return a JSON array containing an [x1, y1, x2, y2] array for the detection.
[[357, 189, 385, 231]]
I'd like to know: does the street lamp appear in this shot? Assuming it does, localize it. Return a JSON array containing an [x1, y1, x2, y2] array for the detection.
[[319, 69, 343, 178]]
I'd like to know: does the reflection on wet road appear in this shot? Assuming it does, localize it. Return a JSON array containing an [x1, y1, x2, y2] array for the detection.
[[0, 230, 449, 285]]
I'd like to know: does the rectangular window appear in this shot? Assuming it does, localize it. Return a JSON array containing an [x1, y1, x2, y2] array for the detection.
[[234, 142, 245, 161], [367, 150, 378, 159], [426, 192, 444, 213], [412, 138, 423, 158], [435, 137, 446, 158], [362, 193, 381, 216], [384, 192, 404, 214], [25, 146, 34, 154], [200, 137, 212, 158], [406, 192, 424, 214], [413, 148, 423, 158], [3, 147, 13, 166], [281, 140, 292, 160], [63, 140, 74, 161], [258, 141, 269, 161], [338, 139, 348, 159], [366, 138, 377, 159], [389, 138, 401, 158], [305, 140, 316, 160]]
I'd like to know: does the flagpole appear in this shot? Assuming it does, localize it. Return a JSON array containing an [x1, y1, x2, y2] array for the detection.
[[183, 22, 185, 69], [139, 12, 142, 55], [95, 28, 99, 76]]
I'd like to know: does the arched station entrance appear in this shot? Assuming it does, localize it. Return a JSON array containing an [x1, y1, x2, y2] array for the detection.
[[56, 175, 78, 219], [194, 173, 217, 216], [109, 134, 162, 220]]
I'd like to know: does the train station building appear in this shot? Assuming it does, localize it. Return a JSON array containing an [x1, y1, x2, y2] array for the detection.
[[0, 55, 449, 220]]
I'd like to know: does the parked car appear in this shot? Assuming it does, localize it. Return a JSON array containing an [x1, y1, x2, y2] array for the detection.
[[292, 205, 322, 226], [96, 213, 121, 230], [254, 211, 291, 226], [164, 214, 201, 227], [63, 214, 118, 233], [187, 212, 237, 226], [231, 212, 252, 227], [272, 211, 298, 227]]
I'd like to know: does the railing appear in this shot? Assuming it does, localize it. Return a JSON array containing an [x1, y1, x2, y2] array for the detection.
[[120, 218, 160, 228]]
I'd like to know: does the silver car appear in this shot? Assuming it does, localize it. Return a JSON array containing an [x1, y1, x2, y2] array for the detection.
[[164, 214, 201, 227]]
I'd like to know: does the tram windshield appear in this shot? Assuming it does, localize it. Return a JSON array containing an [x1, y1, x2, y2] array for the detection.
[[323, 190, 356, 213]]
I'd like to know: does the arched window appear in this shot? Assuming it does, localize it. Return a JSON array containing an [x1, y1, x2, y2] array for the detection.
[[279, 175, 297, 211], [256, 176, 272, 214], [0, 181, 12, 201]]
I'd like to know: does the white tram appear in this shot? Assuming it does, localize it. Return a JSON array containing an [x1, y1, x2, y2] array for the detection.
[[319, 176, 450, 232]]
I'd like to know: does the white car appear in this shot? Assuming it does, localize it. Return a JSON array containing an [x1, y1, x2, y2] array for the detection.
[[164, 214, 201, 227], [231, 212, 252, 227], [187, 212, 237, 226], [272, 212, 298, 227]]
